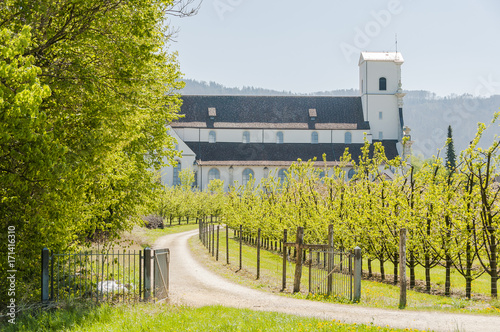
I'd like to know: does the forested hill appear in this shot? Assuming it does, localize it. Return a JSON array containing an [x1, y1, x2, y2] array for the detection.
[[181, 79, 500, 158]]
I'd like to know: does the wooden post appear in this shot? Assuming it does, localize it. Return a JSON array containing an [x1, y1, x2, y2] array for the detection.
[[226, 226, 229, 265], [211, 224, 215, 257], [144, 248, 152, 301], [399, 228, 407, 309], [308, 250, 312, 294], [353, 247, 362, 303], [41, 248, 49, 302], [216, 225, 220, 261], [282, 229, 287, 291], [327, 224, 334, 295], [293, 227, 304, 293], [239, 225, 242, 271], [257, 228, 261, 279], [208, 222, 211, 253], [199, 219, 202, 240]]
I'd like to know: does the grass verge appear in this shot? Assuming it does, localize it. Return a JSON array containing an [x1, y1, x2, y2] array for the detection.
[[1, 301, 423, 332], [190, 227, 500, 315]]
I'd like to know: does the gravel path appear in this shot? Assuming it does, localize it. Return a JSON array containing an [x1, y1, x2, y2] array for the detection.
[[154, 229, 500, 332]]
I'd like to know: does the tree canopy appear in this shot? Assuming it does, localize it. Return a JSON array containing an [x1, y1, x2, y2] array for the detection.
[[0, 0, 187, 303]]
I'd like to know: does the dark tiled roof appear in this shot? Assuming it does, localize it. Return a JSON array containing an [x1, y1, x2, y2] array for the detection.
[[177, 95, 369, 130], [185, 141, 399, 165]]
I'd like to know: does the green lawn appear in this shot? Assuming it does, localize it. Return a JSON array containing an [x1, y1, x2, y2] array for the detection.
[[3, 302, 422, 332], [192, 226, 500, 315]]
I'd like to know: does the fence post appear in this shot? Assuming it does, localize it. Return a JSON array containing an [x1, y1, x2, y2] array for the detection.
[[257, 228, 261, 280], [308, 250, 312, 294], [239, 225, 242, 271], [353, 246, 362, 303], [226, 226, 229, 265], [216, 225, 220, 261], [144, 248, 152, 301], [282, 229, 287, 291], [208, 222, 211, 253], [327, 224, 334, 295], [41, 248, 49, 302], [399, 228, 407, 309], [293, 227, 304, 293], [211, 224, 215, 257]]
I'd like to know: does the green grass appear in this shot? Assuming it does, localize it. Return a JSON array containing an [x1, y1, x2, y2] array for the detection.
[[361, 257, 491, 297], [192, 226, 500, 315], [2, 301, 422, 331]]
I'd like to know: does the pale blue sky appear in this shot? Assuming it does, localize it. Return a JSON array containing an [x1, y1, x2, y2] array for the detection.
[[168, 0, 500, 97]]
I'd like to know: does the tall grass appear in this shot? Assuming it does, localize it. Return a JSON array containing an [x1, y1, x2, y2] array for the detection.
[[2, 302, 421, 332]]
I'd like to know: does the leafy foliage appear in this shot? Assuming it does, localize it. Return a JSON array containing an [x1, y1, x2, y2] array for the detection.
[[0, 0, 186, 304]]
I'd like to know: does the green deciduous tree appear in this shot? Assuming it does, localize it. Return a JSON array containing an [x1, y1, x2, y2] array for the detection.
[[0, 0, 189, 303]]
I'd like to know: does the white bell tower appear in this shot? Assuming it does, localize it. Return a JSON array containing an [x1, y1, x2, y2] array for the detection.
[[359, 52, 405, 142]]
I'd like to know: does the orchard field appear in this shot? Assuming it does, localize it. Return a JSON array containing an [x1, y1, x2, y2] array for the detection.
[[156, 116, 500, 299]]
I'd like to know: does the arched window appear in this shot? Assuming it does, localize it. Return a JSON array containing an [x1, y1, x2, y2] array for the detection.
[[311, 131, 318, 144], [344, 132, 352, 144], [379, 77, 387, 91], [173, 161, 181, 186], [319, 170, 325, 178], [348, 168, 356, 180], [242, 168, 254, 186], [208, 168, 220, 182], [278, 168, 287, 184], [242, 131, 250, 143], [276, 131, 284, 144], [208, 130, 216, 143]]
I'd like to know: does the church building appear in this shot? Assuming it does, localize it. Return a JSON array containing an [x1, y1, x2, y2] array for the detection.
[[162, 52, 406, 190]]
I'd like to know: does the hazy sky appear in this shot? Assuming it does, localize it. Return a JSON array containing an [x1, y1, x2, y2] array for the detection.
[[168, 0, 500, 97]]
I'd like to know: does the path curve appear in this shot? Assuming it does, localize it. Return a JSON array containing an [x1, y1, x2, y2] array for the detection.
[[154, 229, 500, 332]]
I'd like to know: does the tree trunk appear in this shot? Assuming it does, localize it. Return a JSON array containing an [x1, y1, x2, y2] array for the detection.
[[425, 253, 431, 293], [409, 251, 416, 289], [490, 233, 497, 298], [393, 255, 398, 285], [466, 241, 472, 299], [445, 253, 451, 296], [368, 258, 373, 278], [380, 258, 385, 281]]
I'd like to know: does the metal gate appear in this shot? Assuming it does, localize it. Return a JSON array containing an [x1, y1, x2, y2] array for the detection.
[[41, 247, 170, 303], [153, 249, 170, 302], [307, 248, 354, 300]]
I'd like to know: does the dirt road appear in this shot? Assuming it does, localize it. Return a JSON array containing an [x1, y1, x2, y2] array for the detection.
[[154, 229, 500, 332]]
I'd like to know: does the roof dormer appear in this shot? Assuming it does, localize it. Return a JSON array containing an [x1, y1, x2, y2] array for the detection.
[[208, 107, 216, 120], [308, 108, 317, 121]]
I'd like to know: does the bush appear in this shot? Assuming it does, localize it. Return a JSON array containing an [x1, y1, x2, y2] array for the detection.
[[142, 215, 164, 229]]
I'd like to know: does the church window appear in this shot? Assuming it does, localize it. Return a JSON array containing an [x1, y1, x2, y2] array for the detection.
[[379, 111, 383, 120], [208, 130, 216, 143], [344, 132, 352, 144], [379, 77, 387, 91], [242, 131, 250, 143], [173, 161, 181, 186], [348, 168, 356, 180], [278, 168, 287, 184], [379, 131, 383, 140], [208, 168, 220, 182], [276, 131, 284, 144], [311, 132, 318, 144], [242, 168, 254, 186]]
